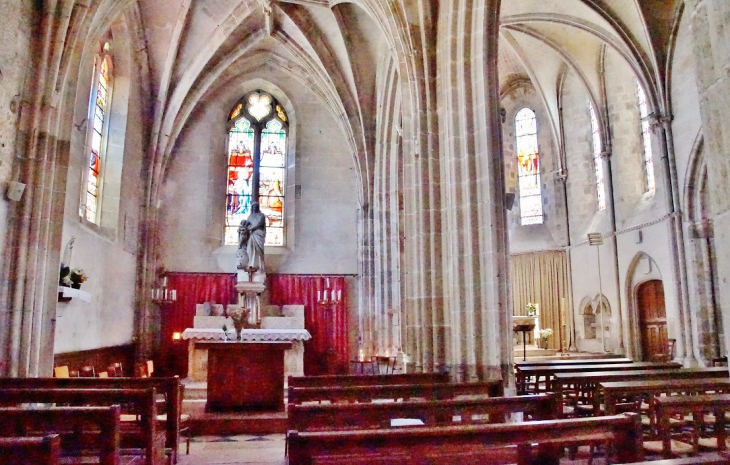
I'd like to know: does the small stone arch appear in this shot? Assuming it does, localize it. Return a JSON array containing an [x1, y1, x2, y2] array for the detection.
[[625, 252, 664, 360]]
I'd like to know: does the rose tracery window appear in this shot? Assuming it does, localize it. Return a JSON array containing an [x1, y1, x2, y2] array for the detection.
[[225, 91, 287, 246]]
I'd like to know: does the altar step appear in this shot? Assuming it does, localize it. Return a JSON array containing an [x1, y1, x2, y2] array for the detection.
[[513, 344, 557, 359], [184, 399, 288, 435]]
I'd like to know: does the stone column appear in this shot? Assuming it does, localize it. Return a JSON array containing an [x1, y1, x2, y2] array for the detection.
[[686, 0, 730, 359], [436, 0, 510, 383]]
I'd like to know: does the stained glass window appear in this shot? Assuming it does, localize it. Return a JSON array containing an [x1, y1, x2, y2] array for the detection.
[[589, 103, 606, 211], [636, 82, 656, 193], [84, 52, 111, 223], [515, 108, 543, 225], [225, 91, 288, 246]]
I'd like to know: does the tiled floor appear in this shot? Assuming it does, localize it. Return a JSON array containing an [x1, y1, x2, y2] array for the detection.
[[178, 434, 286, 465]]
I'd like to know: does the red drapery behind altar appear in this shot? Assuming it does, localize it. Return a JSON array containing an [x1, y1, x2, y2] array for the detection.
[[156, 272, 348, 376], [268, 275, 349, 375], [158, 273, 238, 376]]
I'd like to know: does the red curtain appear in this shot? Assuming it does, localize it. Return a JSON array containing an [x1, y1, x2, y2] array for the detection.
[[268, 275, 349, 375], [158, 273, 238, 376]]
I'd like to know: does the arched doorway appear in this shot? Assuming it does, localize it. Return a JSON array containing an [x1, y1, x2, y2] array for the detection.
[[636, 280, 667, 361]]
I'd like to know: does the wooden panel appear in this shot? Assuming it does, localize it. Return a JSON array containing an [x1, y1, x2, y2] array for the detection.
[[637, 280, 667, 360], [54, 344, 136, 377], [207, 342, 291, 412]]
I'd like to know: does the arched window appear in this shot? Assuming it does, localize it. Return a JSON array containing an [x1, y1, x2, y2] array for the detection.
[[515, 108, 543, 225], [589, 103, 606, 211], [82, 43, 112, 223], [636, 82, 656, 193], [225, 91, 288, 246]]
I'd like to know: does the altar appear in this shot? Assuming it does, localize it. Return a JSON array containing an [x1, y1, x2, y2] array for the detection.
[[182, 328, 311, 412]]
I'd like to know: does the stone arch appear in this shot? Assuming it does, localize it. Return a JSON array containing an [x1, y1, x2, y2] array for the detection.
[[625, 252, 665, 360], [682, 130, 723, 365]]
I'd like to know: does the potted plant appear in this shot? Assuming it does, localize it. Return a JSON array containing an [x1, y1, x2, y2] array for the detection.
[[69, 269, 88, 289]]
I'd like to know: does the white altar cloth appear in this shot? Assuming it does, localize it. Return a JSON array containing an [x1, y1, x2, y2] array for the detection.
[[182, 328, 311, 342]]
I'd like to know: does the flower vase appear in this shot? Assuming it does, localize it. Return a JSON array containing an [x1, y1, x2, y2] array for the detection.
[[232, 319, 244, 341]]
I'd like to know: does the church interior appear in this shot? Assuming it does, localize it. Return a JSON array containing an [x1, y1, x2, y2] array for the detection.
[[3, 0, 730, 463]]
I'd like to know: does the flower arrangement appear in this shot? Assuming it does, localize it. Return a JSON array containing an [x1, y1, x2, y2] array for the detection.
[[525, 302, 538, 316], [70, 269, 88, 285], [539, 327, 553, 348], [60, 266, 88, 288]]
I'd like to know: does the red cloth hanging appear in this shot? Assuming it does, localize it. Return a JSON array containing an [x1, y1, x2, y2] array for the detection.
[[268, 275, 349, 375]]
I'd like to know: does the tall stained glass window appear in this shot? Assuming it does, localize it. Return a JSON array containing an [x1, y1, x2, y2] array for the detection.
[[589, 103, 606, 211], [83, 48, 112, 223], [636, 82, 656, 193], [515, 108, 543, 225], [225, 91, 287, 246]]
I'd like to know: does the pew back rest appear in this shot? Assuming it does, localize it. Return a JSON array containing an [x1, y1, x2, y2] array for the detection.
[[288, 412, 644, 465], [0, 376, 182, 462], [288, 380, 504, 405], [0, 388, 159, 465], [0, 406, 119, 465], [288, 393, 559, 431], [288, 373, 451, 388], [0, 434, 61, 465]]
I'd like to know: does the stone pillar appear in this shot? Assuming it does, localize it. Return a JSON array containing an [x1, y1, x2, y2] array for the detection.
[[436, 0, 510, 383], [686, 0, 730, 359]]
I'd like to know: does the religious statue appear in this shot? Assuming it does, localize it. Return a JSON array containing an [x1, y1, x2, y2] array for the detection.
[[237, 202, 266, 274]]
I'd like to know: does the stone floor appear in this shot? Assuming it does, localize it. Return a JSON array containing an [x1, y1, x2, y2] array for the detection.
[[178, 434, 286, 465]]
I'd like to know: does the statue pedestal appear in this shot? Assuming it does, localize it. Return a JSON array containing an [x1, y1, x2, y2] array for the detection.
[[236, 281, 267, 327]]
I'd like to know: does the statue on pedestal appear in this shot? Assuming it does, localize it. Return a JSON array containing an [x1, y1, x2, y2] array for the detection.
[[237, 202, 266, 277]]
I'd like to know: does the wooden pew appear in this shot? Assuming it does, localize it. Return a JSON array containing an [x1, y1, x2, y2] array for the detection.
[[0, 388, 164, 465], [0, 406, 122, 465], [288, 412, 644, 465], [0, 377, 182, 464], [517, 361, 681, 394], [653, 394, 730, 459], [0, 434, 61, 465], [289, 393, 559, 431], [553, 367, 730, 416], [602, 378, 730, 415], [514, 357, 632, 394], [288, 380, 504, 405], [623, 452, 730, 464], [288, 373, 450, 388]]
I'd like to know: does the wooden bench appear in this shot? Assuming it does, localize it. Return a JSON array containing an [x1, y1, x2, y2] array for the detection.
[[0, 406, 124, 465], [601, 378, 730, 415], [288, 412, 644, 465], [624, 452, 730, 464], [653, 394, 730, 459], [289, 393, 559, 431], [288, 380, 504, 405], [553, 367, 730, 417], [517, 361, 681, 394], [0, 434, 61, 465], [0, 388, 164, 465], [514, 357, 632, 394], [0, 377, 183, 463], [288, 373, 450, 388]]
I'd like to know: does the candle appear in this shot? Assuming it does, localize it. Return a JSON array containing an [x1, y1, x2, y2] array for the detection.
[[326, 277, 330, 288], [318, 290, 321, 301], [359, 349, 364, 362], [338, 289, 342, 301], [172, 332, 181, 341], [162, 276, 167, 288], [164, 289, 168, 300], [171, 290, 176, 301], [324, 290, 328, 301]]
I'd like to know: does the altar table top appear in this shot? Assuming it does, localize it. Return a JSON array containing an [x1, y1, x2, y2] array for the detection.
[[181, 328, 311, 342]]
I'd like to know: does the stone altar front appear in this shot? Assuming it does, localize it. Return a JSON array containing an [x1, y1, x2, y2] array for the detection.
[[181, 328, 311, 382]]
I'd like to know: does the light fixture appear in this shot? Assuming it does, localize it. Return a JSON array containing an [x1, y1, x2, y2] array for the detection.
[[151, 275, 177, 305]]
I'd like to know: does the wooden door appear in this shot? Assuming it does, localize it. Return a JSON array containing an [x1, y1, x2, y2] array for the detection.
[[636, 280, 667, 361]]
